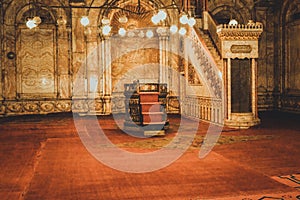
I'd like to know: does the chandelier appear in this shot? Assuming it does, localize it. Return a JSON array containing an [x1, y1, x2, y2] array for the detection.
[[25, 0, 196, 36]]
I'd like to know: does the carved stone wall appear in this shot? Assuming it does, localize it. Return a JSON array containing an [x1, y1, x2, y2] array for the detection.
[[209, 0, 279, 110], [255, 6, 276, 111], [279, 0, 300, 113], [2, 0, 300, 117], [0, 0, 72, 116], [17, 28, 56, 97]]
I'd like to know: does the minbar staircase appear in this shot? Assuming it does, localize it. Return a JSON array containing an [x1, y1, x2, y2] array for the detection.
[[182, 16, 224, 124], [197, 29, 223, 70]]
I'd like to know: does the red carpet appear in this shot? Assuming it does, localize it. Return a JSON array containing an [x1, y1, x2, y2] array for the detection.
[[0, 111, 299, 199]]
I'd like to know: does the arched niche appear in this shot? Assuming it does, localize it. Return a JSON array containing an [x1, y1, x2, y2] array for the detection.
[[2, 0, 71, 100], [282, 0, 300, 92], [211, 5, 248, 24]]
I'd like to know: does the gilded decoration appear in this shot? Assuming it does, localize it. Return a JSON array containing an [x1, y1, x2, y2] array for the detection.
[[217, 23, 263, 41], [230, 45, 252, 53], [217, 24, 263, 59]]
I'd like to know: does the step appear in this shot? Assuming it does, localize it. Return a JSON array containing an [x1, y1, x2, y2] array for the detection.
[[141, 103, 162, 112], [142, 112, 165, 123], [139, 93, 159, 102]]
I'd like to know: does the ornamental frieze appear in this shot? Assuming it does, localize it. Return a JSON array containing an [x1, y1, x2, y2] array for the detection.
[[217, 24, 263, 41]]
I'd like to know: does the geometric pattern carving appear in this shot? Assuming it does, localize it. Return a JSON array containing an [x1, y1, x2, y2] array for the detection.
[[189, 29, 222, 98], [18, 28, 55, 95], [0, 100, 71, 116]]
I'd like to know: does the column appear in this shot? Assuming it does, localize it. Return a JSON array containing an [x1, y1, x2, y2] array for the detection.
[[102, 36, 112, 114], [252, 58, 258, 118], [157, 27, 169, 85], [86, 26, 100, 99], [71, 7, 86, 99], [104, 37, 111, 96], [227, 58, 231, 120], [57, 24, 71, 99]]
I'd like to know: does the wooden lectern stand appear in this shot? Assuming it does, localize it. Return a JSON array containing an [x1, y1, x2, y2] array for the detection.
[[124, 82, 169, 136]]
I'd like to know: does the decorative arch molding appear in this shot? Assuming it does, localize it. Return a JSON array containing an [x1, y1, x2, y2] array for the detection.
[[84, 0, 177, 27], [209, 1, 252, 25], [211, 6, 246, 24], [277, 0, 300, 112], [0, 0, 72, 115]]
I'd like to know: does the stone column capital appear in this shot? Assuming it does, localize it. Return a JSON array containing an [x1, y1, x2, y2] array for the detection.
[[156, 27, 169, 38]]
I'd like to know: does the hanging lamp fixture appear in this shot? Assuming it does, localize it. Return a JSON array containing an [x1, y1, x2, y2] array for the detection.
[[26, 0, 41, 29]]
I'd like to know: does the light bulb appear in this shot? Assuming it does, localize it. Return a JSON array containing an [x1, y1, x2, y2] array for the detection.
[[180, 14, 189, 25], [170, 25, 178, 34], [138, 31, 145, 38], [102, 25, 111, 36], [57, 16, 67, 26], [101, 17, 110, 25], [118, 28, 126, 36], [33, 16, 41, 25], [188, 17, 196, 27], [157, 10, 167, 21], [146, 30, 154, 38], [80, 16, 90, 27], [229, 19, 238, 26], [151, 15, 160, 25], [127, 31, 135, 37], [118, 15, 128, 24], [26, 19, 37, 29], [179, 27, 187, 35]]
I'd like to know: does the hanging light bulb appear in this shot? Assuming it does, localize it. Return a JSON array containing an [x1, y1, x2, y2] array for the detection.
[[138, 30, 145, 38], [127, 31, 135, 37], [188, 17, 196, 27], [26, 19, 37, 29], [179, 27, 187, 35], [101, 16, 110, 25], [118, 28, 126, 36], [80, 16, 90, 27], [180, 14, 189, 25], [33, 16, 41, 25], [102, 25, 112, 36], [151, 14, 160, 25], [157, 10, 167, 21], [57, 16, 67, 26], [118, 15, 128, 24], [146, 30, 154, 38], [170, 25, 178, 34]]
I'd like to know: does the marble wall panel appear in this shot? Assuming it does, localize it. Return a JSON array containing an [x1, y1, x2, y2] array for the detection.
[[17, 28, 56, 97]]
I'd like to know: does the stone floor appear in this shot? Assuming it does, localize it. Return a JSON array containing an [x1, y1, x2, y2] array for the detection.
[[0, 111, 299, 200]]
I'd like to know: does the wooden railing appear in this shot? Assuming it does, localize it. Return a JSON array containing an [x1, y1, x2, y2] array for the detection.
[[182, 26, 224, 125], [188, 27, 223, 99], [203, 11, 221, 55], [182, 96, 223, 124]]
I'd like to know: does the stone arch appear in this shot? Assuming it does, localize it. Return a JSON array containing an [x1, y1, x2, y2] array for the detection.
[[208, 0, 252, 24], [84, 0, 177, 27], [281, 0, 300, 91], [211, 5, 245, 24], [2, 0, 71, 99]]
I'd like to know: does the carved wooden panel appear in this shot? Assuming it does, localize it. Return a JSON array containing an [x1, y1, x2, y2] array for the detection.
[[18, 28, 56, 97]]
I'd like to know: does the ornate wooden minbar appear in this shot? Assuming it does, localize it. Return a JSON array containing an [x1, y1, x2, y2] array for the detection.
[[124, 82, 169, 136]]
